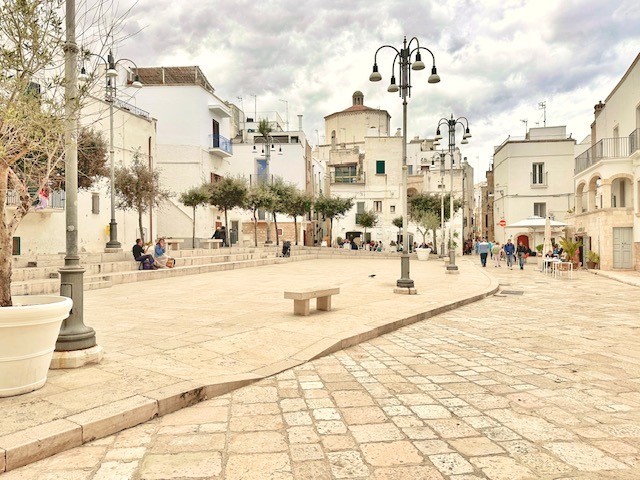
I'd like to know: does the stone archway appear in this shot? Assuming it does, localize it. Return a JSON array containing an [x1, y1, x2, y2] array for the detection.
[[576, 182, 586, 213]]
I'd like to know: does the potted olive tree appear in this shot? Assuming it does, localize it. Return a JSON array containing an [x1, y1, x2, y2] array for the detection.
[[0, 1, 75, 396]]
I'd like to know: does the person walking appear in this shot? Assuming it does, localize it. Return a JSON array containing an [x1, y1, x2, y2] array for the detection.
[[477, 238, 489, 267], [504, 239, 516, 269], [516, 241, 527, 270], [492, 241, 501, 267]]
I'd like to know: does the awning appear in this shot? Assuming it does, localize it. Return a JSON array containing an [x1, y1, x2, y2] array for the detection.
[[506, 215, 567, 229]]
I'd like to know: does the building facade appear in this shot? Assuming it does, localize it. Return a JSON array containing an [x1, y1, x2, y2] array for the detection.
[[492, 126, 576, 247], [572, 53, 640, 270]]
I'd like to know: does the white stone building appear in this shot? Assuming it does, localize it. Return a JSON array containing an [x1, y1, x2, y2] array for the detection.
[[317, 92, 472, 251], [572, 53, 640, 270], [492, 126, 576, 248], [123, 66, 233, 245], [12, 83, 157, 255]]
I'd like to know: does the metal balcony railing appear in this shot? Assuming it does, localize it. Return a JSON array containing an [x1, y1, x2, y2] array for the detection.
[[5, 189, 65, 209], [209, 134, 233, 154], [109, 97, 150, 119], [530, 171, 548, 187], [330, 171, 366, 184], [629, 128, 640, 154], [575, 136, 630, 174]]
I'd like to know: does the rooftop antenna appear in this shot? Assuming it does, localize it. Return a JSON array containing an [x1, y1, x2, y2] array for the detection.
[[538, 101, 546, 127], [520, 119, 528, 136]]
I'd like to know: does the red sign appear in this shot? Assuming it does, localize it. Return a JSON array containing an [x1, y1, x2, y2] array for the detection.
[[498, 219, 506, 227]]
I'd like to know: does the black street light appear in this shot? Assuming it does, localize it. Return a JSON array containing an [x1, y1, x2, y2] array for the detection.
[[434, 114, 471, 272], [369, 36, 440, 292], [79, 50, 143, 250]]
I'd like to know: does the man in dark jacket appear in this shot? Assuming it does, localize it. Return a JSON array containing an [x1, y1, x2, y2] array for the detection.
[[504, 239, 516, 269], [132, 239, 156, 269]]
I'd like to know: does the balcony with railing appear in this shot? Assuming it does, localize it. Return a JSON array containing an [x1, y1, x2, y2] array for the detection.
[[575, 136, 630, 174], [330, 171, 366, 184], [5, 189, 65, 210], [109, 97, 150, 119], [530, 171, 548, 188], [208, 134, 233, 157], [629, 128, 640, 158]]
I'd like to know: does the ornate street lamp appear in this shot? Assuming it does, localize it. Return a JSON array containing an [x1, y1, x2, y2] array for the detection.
[[433, 114, 471, 272], [79, 50, 143, 249], [252, 134, 282, 244], [369, 36, 440, 292]]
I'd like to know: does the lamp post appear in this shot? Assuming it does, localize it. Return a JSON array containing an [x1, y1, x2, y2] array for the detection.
[[369, 36, 440, 292], [80, 50, 142, 249], [432, 151, 450, 258], [54, 0, 100, 361], [434, 115, 471, 272]]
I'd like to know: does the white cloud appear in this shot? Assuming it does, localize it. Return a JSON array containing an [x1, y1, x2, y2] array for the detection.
[[110, 0, 640, 181]]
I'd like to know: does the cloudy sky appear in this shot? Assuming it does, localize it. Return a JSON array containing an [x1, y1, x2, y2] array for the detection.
[[108, 0, 640, 182]]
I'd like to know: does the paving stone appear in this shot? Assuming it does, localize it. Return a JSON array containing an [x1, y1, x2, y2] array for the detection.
[[544, 441, 628, 471], [327, 450, 370, 479], [360, 441, 423, 467], [224, 453, 292, 480], [349, 423, 404, 443], [429, 452, 474, 475], [228, 431, 287, 453]]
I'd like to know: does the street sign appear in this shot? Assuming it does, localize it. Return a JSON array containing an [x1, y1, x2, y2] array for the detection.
[[498, 219, 506, 227]]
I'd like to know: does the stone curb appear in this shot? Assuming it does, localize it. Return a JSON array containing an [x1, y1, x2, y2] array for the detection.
[[0, 263, 499, 473], [586, 268, 640, 288]]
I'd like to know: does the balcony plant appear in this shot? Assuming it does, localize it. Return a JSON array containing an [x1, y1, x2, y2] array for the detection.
[[586, 250, 600, 269], [0, 1, 76, 396]]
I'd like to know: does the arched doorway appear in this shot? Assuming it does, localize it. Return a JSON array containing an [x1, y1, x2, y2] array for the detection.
[[517, 234, 529, 250]]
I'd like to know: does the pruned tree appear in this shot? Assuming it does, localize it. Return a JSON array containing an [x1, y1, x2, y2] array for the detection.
[[77, 128, 109, 189], [314, 195, 354, 247], [0, 0, 69, 306], [267, 177, 296, 246], [283, 190, 312, 245], [412, 210, 439, 247], [409, 193, 462, 254], [114, 151, 173, 243], [179, 185, 209, 248], [207, 176, 247, 246], [356, 210, 378, 243], [245, 183, 276, 247]]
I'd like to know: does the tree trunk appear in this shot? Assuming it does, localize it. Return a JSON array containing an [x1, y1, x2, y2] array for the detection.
[[192, 206, 196, 248], [223, 208, 229, 246], [329, 218, 333, 247], [273, 212, 279, 246], [138, 209, 144, 244], [253, 209, 258, 247], [293, 216, 298, 245], [0, 166, 14, 306]]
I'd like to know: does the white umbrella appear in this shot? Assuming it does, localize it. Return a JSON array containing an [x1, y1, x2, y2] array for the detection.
[[542, 215, 553, 256]]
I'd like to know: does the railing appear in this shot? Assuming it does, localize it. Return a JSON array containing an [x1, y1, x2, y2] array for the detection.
[[209, 134, 233, 154], [530, 171, 548, 187], [109, 97, 150, 119], [249, 174, 273, 186], [330, 171, 366, 184], [575, 136, 630, 174], [629, 128, 640, 154], [5, 189, 65, 209]]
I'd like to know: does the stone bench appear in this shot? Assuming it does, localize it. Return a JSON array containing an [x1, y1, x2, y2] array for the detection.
[[165, 238, 185, 251], [284, 287, 340, 316], [200, 239, 223, 249]]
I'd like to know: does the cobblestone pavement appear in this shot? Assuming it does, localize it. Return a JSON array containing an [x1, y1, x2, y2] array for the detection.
[[5, 264, 640, 479]]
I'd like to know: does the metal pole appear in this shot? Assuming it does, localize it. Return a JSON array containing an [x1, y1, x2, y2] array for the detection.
[[56, 0, 100, 355], [440, 156, 445, 257], [447, 118, 458, 271], [265, 137, 272, 244], [396, 41, 414, 290], [106, 86, 120, 249]]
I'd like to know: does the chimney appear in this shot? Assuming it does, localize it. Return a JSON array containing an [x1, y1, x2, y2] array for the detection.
[[594, 101, 605, 119], [297, 114, 303, 131]]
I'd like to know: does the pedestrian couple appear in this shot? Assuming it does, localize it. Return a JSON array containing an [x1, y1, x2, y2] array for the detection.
[[477, 238, 525, 270]]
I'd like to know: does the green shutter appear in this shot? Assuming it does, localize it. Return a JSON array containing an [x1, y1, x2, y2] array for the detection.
[[376, 160, 385, 174]]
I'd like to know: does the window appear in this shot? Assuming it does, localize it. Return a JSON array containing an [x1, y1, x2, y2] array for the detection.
[[407, 165, 413, 175], [91, 193, 100, 214], [532, 163, 544, 185], [374, 201, 382, 213], [534, 202, 546, 217], [210, 173, 222, 183], [335, 165, 357, 183], [356, 202, 365, 214], [376, 160, 385, 174], [390, 205, 396, 213]]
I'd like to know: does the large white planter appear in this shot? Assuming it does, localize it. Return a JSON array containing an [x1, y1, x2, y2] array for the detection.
[[0, 295, 72, 397], [416, 248, 432, 261]]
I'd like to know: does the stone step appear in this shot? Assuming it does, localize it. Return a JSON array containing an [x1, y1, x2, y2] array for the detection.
[[10, 251, 317, 296]]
